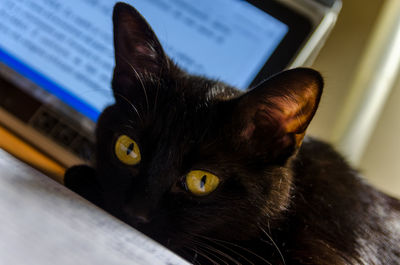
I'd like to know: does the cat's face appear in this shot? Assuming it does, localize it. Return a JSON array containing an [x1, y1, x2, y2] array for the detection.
[[94, 3, 323, 250]]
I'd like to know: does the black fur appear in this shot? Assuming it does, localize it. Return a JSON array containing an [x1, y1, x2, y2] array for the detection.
[[65, 3, 400, 264]]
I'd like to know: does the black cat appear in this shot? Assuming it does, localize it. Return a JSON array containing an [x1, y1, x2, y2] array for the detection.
[[65, 3, 400, 264]]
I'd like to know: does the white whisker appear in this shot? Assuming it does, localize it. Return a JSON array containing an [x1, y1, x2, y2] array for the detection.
[[128, 63, 150, 113], [186, 246, 219, 265], [197, 234, 272, 265], [190, 238, 236, 265], [259, 226, 286, 265], [117, 54, 150, 113], [114, 92, 143, 124]]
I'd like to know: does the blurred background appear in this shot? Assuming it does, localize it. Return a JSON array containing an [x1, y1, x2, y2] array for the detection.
[[309, 0, 400, 197]]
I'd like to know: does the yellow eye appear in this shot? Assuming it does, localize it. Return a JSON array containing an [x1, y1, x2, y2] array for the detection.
[[114, 135, 141, 165], [185, 170, 220, 196]]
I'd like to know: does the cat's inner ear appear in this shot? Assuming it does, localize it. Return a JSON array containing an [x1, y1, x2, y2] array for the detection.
[[236, 68, 323, 152], [112, 3, 168, 89]]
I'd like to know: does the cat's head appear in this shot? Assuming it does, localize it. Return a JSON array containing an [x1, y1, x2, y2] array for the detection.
[[95, 2, 323, 250]]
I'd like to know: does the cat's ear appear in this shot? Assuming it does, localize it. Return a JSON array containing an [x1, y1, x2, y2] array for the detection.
[[112, 3, 169, 93], [235, 68, 323, 157]]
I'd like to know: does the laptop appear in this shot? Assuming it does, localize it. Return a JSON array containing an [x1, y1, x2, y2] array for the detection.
[[0, 0, 341, 167]]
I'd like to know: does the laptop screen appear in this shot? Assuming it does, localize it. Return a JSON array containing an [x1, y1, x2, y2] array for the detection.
[[0, 0, 288, 121]]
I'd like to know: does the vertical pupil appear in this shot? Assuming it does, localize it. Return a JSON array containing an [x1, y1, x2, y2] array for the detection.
[[126, 143, 134, 155], [200, 175, 207, 188]]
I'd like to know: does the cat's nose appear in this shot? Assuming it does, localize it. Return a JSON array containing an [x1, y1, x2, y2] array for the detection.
[[123, 206, 151, 225], [134, 214, 150, 224]]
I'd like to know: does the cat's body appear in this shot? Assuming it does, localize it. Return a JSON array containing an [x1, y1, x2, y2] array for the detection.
[[65, 2, 400, 264], [278, 138, 400, 264]]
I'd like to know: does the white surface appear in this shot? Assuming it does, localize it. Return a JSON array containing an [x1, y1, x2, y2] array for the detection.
[[0, 148, 188, 265]]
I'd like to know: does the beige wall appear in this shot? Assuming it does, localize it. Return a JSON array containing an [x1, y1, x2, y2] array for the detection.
[[359, 74, 400, 198], [307, 0, 400, 198], [309, 0, 385, 140]]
